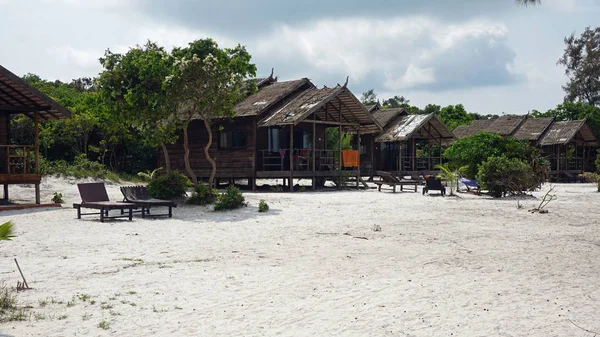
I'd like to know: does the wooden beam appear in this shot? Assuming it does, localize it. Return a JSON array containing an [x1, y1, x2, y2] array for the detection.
[[298, 119, 359, 127], [312, 113, 316, 190], [251, 118, 257, 191], [357, 127, 361, 189], [0, 105, 50, 113], [289, 124, 294, 192]]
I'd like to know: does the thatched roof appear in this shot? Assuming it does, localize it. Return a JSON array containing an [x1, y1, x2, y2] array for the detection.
[[512, 117, 554, 141], [538, 120, 598, 146], [454, 119, 495, 139], [371, 108, 407, 127], [259, 85, 382, 133], [452, 125, 469, 138], [234, 78, 313, 117], [0, 64, 72, 120], [375, 113, 455, 143], [364, 103, 380, 113], [485, 115, 525, 136]]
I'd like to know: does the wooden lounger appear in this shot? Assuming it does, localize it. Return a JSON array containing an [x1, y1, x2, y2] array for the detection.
[[422, 176, 446, 196], [120, 186, 176, 218], [374, 171, 419, 193], [73, 182, 136, 222]]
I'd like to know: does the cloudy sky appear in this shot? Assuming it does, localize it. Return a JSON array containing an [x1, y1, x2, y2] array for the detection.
[[1, 0, 599, 114]]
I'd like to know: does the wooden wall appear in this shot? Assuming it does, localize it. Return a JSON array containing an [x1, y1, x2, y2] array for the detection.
[[0, 114, 8, 174], [160, 117, 256, 179]]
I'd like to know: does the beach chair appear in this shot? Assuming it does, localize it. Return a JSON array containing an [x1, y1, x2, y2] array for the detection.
[[422, 175, 446, 196], [459, 177, 480, 194], [120, 186, 176, 218], [374, 171, 419, 193], [73, 182, 136, 222]]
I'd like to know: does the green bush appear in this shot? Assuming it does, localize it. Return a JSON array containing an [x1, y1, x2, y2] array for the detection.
[[579, 172, 600, 192], [258, 199, 269, 212], [477, 155, 537, 198], [214, 186, 247, 211], [595, 150, 600, 172], [187, 183, 218, 205], [147, 171, 191, 200], [443, 132, 537, 179], [51, 192, 64, 204]]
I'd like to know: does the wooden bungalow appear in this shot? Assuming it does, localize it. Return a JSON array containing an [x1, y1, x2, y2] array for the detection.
[[359, 108, 456, 177], [160, 76, 382, 190], [453, 115, 598, 179], [0, 64, 72, 203], [537, 120, 598, 179]]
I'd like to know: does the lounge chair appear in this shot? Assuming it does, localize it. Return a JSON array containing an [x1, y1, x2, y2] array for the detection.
[[459, 177, 480, 194], [120, 186, 176, 218], [422, 176, 446, 196], [374, 171, 419, 193], [73, 182, 137, 222]]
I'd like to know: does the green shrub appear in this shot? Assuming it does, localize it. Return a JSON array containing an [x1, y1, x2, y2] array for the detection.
[[214, 186, 247, 211], [147, 172, 191, 200], [477, 155, 537, 198], [443, 132, 537, 179], [258, 199, 269, 212], [187, 183, 218, 205], [595, 150, 600, 172], [51, 192, 64, 204]]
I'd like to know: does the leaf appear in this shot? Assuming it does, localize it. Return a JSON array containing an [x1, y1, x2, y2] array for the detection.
[[0, 221, 16, 241]]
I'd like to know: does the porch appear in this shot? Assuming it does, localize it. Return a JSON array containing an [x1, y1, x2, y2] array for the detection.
[[0, 64, 72, 204]]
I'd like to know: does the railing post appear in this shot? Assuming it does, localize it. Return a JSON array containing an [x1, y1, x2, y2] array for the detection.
[[35, 111, 39, 175]]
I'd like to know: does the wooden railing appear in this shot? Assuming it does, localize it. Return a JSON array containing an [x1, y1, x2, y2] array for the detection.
[[547, 155, 586, 171], [0, 145, 37, 175], [258, 149, 339, 171]]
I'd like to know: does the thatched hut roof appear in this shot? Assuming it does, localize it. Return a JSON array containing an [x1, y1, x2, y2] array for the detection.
[[234, 78, 313, 117], [538, 120, 598, 146], [258, 85, 382, 133], [0, 64, 72, 120], [364, 103, 380, 113], [512, 117, 554, 141], [452, 125, 469, 138], [371, 108, 407, 128], [374, 113, 455, 143], [454, 119, 495, 139], [485, 115, 525, 136]]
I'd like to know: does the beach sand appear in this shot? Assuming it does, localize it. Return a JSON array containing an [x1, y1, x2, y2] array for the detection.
[[0, 177, 599, 336]]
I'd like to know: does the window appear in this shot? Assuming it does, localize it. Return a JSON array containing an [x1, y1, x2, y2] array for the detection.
[[219, 130, 248, 149], [268, 128, 280, 152]]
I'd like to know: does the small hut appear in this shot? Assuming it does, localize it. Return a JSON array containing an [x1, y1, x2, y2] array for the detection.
[[160, 75, 382, 190], [360, 108, 455, 176], [0, 64, 72, 203], [537, 120, 598, 178]]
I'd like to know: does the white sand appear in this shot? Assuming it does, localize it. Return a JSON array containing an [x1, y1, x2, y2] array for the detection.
[[1, 177, 599, 336]]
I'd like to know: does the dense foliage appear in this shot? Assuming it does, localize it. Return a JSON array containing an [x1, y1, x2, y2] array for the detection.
[[477, 156, 537, 198], [187, 183, 218, 206], [146, 172, 191, 200], [443, 133, 549, 197], [214, 186, 247, 211]]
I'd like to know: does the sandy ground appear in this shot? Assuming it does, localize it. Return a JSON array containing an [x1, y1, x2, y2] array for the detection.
[[0, 177, 599, 336]]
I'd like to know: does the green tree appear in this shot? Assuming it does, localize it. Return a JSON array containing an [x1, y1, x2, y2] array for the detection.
[[360, 89, 378, 105], [97, 41, 178, 173], [438, 104, 472, 130], [382, 95, 409, 108], [531, 101, 600, 139], [167, 39, 256, 189], [557, 26, 600, 106]]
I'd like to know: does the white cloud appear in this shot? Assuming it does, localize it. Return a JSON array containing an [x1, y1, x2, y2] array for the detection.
[[254, 16, 519, 91]]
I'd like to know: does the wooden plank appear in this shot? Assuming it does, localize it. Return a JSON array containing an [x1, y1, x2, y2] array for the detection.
[[35, 112, 39, 174], [0, 174, 42, 184], [289, 124, 294, 192], [298, 119, 359, 127]]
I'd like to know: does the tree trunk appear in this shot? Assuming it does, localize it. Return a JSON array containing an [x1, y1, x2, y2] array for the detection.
[[202, 117, 217, 190], [182, 121, 198, 188], [160, 143, 171, 174]]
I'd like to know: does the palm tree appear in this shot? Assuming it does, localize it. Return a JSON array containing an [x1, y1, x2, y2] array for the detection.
[[0, 221, 15, 241], [435, 164, 467, 196]]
